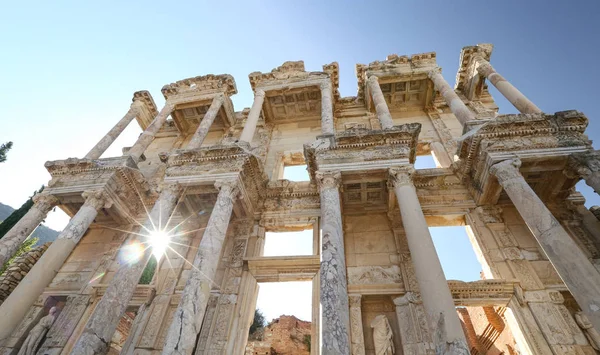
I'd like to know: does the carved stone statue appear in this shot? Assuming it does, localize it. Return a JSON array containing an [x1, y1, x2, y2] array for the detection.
[[575, 311, 600, 351], [370, 314, 395, 355], [18, 307, 59, 355]]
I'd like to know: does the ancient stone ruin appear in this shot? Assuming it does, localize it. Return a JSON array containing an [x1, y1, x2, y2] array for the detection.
[[0, 43, 600, 354]]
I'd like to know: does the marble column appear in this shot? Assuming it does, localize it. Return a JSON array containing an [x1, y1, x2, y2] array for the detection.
[[566, 151, 600, 195], [240, 90, 265, 143], [128, 102, 174, 162], [0, 193, 58, 267], [430, 141, 453, 168], [348, 294, 366, 355], [162, 180, 239, 355], [366, 76, 394, 130], [428, 70, 476, 126], [320, 81, 335, 135], [70, 184, 182, 355], [389, 167, 469, 355], [316, 171, 351, 355], [474, 56, 541, 114], [0, 191, 111, 343], [393, 292, 434, 355], [490, 158, 600, 330], [187, 94, 225, 149], [84, 101, 142, 159]]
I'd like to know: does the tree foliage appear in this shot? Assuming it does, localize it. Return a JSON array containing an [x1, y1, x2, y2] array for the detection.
[[0, 141, 13, 163], [0, 237, 38, 275], [249, 309, 267, 335], [0, 186, 44, 240], [138, 255, 157, 284]]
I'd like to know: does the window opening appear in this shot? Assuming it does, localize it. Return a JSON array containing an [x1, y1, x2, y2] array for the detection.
[[283, 164, 310, 181], [264, 229, 313, 257], [429, 226, 482, 281], [415, 154, 437, 169]]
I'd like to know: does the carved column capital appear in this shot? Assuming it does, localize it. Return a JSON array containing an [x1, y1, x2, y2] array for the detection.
[[474, 56, 495, 78], [320, 80, 332, 91], [366, 75, 379, 85], [348, 294, 362, 307], [426, 68, 442, 79], [81, 190, 113, 210], [489, 158, 522, 185], [388, 166, 415, 187], [215, 180, 240, 201], [393, 291, 422, 306], [475, 205, 504, 224], [254, 89, 266, 98], [157, 182, 182, 196], [315, 171, 342, 189], [566, 151, 600, 179], [32, 193, 59, 213]]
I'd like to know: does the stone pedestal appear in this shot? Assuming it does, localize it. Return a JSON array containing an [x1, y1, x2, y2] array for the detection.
[[84, 102, 141, 159], [69, 184, 182, 355], [240, 90, 266, 143], [0, 191, 110, 343], [187, 94, 225, 149], [490, 158, 600, 331], [349, 294, 366, 355], [320, 81, 335, 135], [389, 167, 469, 355], [316, 171, 351, 355], [162, 180, 239, 355], [129, 102, 174, 162], [428, 70, 476, 126], [366, 76, 394, 130], [0, 194, 58, 267], [475, 56, 541, 114], [393, 292, 434, 355]]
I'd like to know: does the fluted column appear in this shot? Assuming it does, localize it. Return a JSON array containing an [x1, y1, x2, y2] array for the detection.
[[70, 184, 182, 355], [490, 158, 600, 330], [474, 56, 541, 114], [163, 180, 239, 355], [320, 81, 335, 135], [428, 70, 476, 126], [366, 76, 394, 130], [187, 94, 225, 149], [0, 194, 58, 266], [0, 191, 111, 343], [240, 90, 265, 143], [389, 167, 469, 355], [566, 151, 600, 195], [316, 171, 350, 355], [348, 294, 366, 355], [128, 102, 175, 162], [85, 102, 142, 159]]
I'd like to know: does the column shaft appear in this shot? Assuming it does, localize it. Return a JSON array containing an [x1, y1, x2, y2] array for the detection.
[[428, 70, 476, 126], [348, 294, 366, 355], [490, 159, 600, 330], [0, 191, 109, 343], [394, 292, 434, 355], [475, 57, 541, 114], [128, 102, 174, 162], [187, 94, 225, 149], [316, 171, 351, 355], [320, 81, 335, 135], [367, 76, 394, 129], [162, 181, 239, 355], [390, 167, 469, 355], [70, 184, 181, 355], [85, 103, 140, 159], [0, 194, 58, 266], [239, 90, 265, 143], [430, 141, 453, 168]]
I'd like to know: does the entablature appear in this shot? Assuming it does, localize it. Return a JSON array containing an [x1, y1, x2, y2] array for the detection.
[[455, 43, 494, 101], [132, 90, 159, 130]]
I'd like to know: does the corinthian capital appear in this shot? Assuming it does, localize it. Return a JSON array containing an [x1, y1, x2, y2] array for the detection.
[[388, 166, 415, 187], [315, 171, 341, 189], [475, 58, 495, 78], [82, 190, 113, 210], [320, 80, 332, 91], [366, 75, 379, 85], [489, 158, 522, 185], [215, 179, 240, 200], [254, 89, 266, 98], [32, 193, 59, 212], [565, 151, 600, 179]]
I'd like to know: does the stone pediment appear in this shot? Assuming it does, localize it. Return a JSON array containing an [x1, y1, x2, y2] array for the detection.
[[457, 110, 591, 204], [44, 156, 156, 224]]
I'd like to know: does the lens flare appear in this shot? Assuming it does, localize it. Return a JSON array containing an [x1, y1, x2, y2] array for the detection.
[[148, 230, 171, 262], [119, 241, 145, 265]]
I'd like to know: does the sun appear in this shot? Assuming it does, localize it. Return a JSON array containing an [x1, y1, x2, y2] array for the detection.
[[147, 230, 171, 261]]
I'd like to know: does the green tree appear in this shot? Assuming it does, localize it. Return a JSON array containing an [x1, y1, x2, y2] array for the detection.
[[0, 186, 45, 240], [0, 237, 38, 275], [0, 141, 12, 163], [249, 309, 267, 335], [138, 256, 157, 284]]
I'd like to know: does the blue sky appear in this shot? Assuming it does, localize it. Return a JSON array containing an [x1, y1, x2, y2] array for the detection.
[[1, 1, 599, 321]]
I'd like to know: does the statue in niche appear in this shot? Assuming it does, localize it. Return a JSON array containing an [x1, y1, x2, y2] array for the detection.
[[371, 314, 395, 355], [574, 311, 600, 351], [18, 307, 59, 355]]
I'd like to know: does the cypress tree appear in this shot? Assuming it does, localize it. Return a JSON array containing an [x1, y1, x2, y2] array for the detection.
[[0, 141, 12, 163]]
